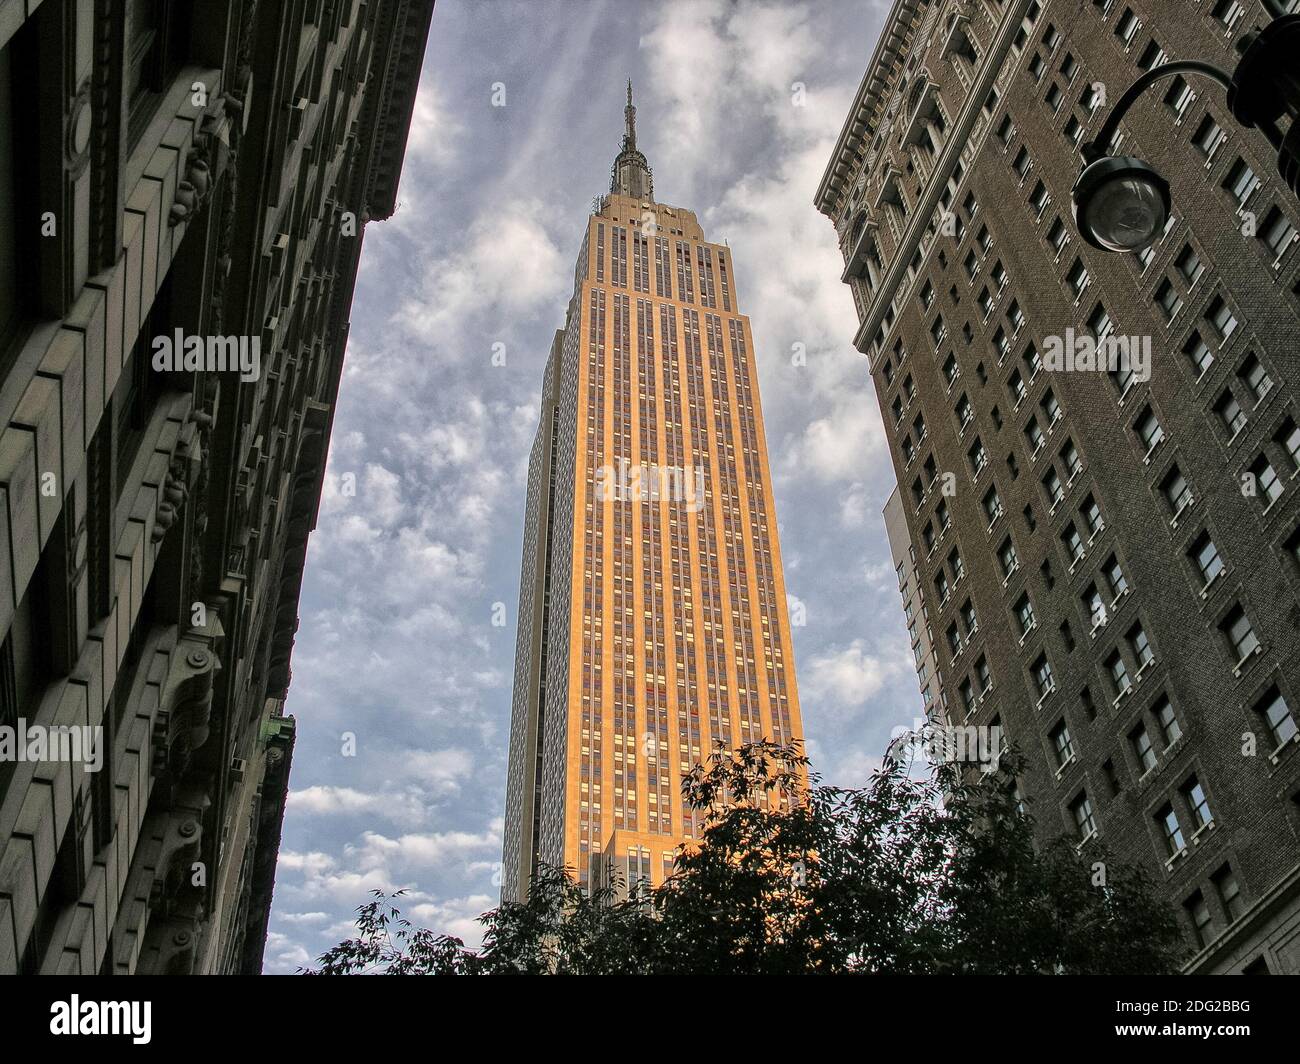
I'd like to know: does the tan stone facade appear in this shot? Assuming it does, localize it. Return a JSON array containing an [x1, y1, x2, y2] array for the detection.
[[503, 96, 804, 902], [0, 0, 432, 974]]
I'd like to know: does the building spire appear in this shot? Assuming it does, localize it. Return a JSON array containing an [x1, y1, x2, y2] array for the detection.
[[624, 80, 637, 151], [611, 78, 653, 200]]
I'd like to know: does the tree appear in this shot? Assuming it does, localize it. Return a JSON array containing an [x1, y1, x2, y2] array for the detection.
[[303, 737, 1185, 975]]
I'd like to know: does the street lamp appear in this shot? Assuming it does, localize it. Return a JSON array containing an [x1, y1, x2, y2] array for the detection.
[[1073, 1, 1300, 254]]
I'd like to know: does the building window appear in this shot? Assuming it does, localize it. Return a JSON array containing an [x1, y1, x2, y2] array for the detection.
[[1206, 296, 1239, 342], [1164, 75, 1195, 119], [1155, 695, 1182, 747], [1081, 494, 1104, 538], [1041, 388, 1061, 425], [947, 622, 962, 657], [1190, 531, 1224, 587], [1238, 353, 1272, 403], [1067, 258, 1089, 299], [1033, 653, 1055, 698], [1216, 389, 1247, 436], [1084, 584, 1107, 631], [1043, 468, 1064, 508], [1115, 7, 1140, 46], [1225, 158, 1260, 207], [1071, 791, 1096, 839], [1138, 39, 1167, 71], [1135, 406, 1165, 454], [1221, 604, 1260, 666], [1060, 438, 1082, 479], [999, 537, 1019, 578], [1212, 0, 1246, 32], [1193, 115, 1226, 158], [1062, 523, 1084, 565], [1183, 776, 1213, 831], [1047, 216, 1069, 254], [1162, 466, 1193, 517], [1155, 279, 1183, 321], [1051, 720, 1075, 769], [1213, 864, 1245, 922], [1185, 890, 1213, 947], [1104, 555, 1129, 600], [1175, 245, 1205, 286], [1159, 803, 1185, 856], [1131, 722, 1157, 774], [1255, 686, 1298, 749], [1261, 207, 1298, 258], [126, 0, 192, 147], [944, 353, 960, 387], [1024, 416, 1045, 457], [983, 485, 1004, 524], [1249, 454, 1282, 506], [1129, 623, 1154, 670], [1016, 593, 1037, 637], [1183, 331, 1213, 377], [1107, 649, 1131, 696]]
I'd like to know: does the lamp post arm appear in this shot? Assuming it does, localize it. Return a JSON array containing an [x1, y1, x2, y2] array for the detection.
[[1083, 60, 1234, 162]]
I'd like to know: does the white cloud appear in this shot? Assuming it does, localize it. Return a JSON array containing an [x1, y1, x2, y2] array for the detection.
[[803, 638, 903, 711], [392, 199, 567, 349]]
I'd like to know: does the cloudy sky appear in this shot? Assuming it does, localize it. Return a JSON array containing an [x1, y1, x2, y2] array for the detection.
[[263, 0, 919, 972]]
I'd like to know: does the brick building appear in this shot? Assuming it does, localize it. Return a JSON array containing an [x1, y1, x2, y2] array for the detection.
[[0, 0, 433, 974], [817, 0, 1300, 972]]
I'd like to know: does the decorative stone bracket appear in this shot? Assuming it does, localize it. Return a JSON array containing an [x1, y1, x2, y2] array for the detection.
[[150, 616, 225, 780]]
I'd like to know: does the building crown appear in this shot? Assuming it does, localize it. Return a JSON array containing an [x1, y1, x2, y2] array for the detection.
[[611, 79, 654, 200]]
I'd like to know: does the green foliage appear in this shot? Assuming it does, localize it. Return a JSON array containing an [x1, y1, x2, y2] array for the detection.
[[302, 739, 1185, 975]]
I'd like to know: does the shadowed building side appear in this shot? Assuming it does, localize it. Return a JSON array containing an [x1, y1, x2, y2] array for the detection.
[[0, 0, 434, 974]]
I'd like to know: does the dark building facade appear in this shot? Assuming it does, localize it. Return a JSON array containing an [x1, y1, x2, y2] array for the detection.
[[0, 0, 432, 974], [817, 0, 1300, 973]]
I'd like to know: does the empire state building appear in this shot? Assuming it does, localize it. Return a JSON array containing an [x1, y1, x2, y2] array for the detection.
[[502, 85, 804, 902]]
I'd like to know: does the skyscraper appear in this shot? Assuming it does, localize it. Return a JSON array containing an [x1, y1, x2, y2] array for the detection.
[[817, 0, 1300, 973], [503, 86, 804, 904]]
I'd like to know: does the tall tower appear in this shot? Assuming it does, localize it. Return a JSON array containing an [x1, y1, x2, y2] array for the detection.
[[502, 86, 804, 903]]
